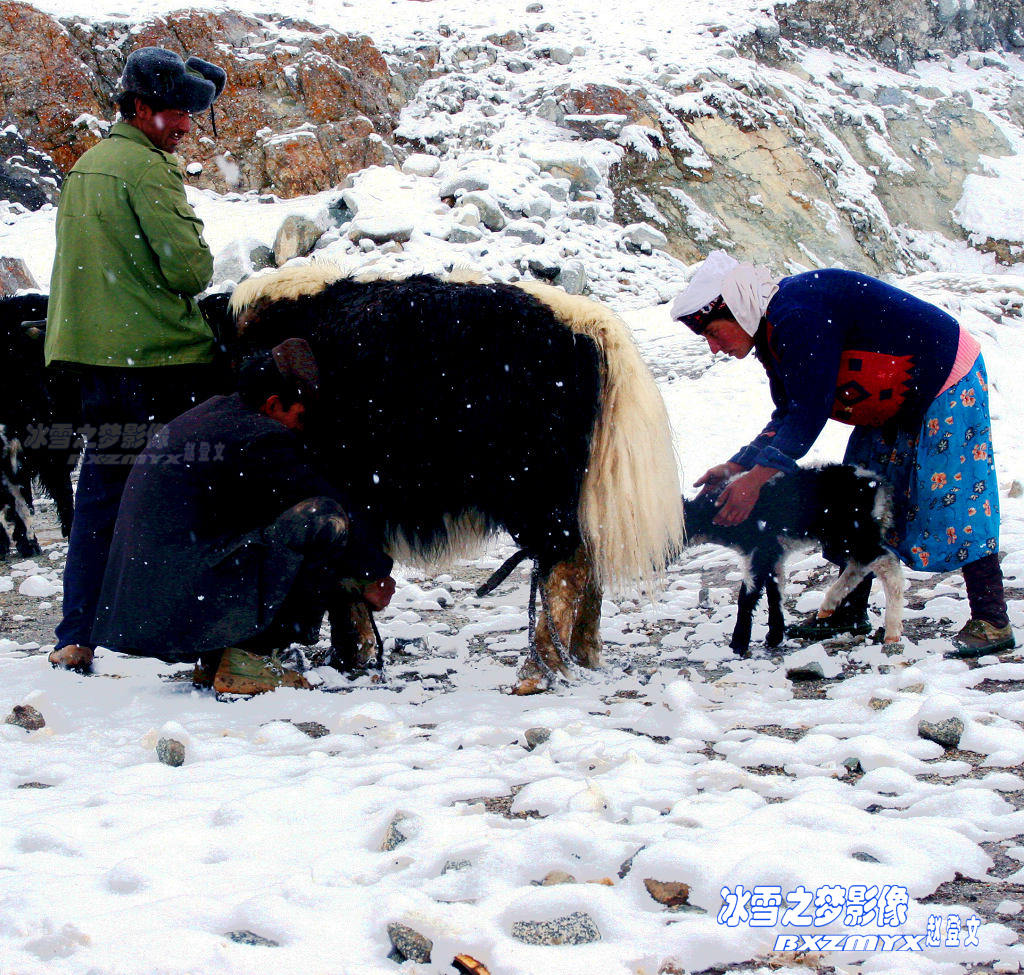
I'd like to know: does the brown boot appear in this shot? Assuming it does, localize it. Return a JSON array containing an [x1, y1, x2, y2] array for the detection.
[[192, 651, 222, 688], [48, 644, 94, 673], [328, 597, 380, 673], [211, 647, 311, 696]]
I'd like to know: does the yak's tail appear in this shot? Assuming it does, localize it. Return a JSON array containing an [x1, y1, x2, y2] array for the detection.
[[517, 282, 685, 593]]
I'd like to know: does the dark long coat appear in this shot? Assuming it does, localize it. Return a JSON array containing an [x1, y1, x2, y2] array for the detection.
[[92, 393, 391, 662]]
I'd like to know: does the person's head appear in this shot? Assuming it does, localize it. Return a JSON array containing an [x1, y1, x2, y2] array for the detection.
[[238, 338, 320, 432], [116, 47, 226, 152], [671, 249, 778, 360]]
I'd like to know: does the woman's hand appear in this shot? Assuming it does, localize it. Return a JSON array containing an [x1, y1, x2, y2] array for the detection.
[[711, 465, 781, 526], [712, 472, 762, 526], [694, 461, 744, 494]]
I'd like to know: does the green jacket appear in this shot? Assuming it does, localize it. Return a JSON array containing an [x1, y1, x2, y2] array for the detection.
[[45, 123, 215, 368]]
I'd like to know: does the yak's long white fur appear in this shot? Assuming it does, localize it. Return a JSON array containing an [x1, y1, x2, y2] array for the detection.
[[231, 266, 685, 589], [230, 261, 347, 315], [517, 281, 685, 592]]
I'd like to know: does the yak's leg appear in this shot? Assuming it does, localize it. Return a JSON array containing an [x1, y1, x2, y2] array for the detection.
[[513, 546, 598, 694], [868, 553, 904, 643], [570, 556, 603, 668]]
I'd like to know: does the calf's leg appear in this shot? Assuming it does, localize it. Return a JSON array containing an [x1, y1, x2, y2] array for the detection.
[[765, 572, 786, 648]]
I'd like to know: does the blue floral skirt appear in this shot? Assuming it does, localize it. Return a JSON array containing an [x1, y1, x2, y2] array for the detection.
[[844, 356, 999, 572]]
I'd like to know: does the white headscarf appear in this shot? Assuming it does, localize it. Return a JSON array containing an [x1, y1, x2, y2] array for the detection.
[[671, 249, 779, 336]]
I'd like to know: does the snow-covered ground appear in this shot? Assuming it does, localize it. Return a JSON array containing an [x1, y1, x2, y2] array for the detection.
[[3, 1, 1024, 973]]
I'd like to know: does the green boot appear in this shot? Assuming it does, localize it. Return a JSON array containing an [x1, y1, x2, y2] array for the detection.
[[212, 647, 311, 696], [945, 619, 1015, 659]]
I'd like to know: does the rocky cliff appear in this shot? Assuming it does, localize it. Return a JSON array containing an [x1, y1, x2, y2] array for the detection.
[[1, 0, 1023, 287]]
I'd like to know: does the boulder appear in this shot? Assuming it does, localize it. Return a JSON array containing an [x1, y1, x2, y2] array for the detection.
[[212, 237, 274, 285], [347, 215, 414, 246], [273, 215, 325, 265], [402, 153, 441, 177], [459, 191, 506, 231], [556, 259, 588, 295], [4, 704, 45, 731], [0, 256, 38, 293]]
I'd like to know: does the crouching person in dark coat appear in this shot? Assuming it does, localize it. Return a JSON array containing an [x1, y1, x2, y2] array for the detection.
[[91, 338, 395, 695]]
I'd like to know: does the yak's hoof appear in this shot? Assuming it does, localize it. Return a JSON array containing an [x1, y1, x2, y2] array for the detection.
[[511, 659, 550, 695], [766, 631, 785, 649], [730, 642, 751, 658]]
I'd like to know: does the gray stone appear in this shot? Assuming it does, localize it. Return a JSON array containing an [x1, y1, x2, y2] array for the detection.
[[527, 255, 561, 281], [536, 21, 556, 32], [225, 930, 279, 947], [459, 191, 506, 231], [347, 216, 414, 245], [0, 256, 37, 294], [541, 179, 570, 202], [5, 704, 44, 731], [440, 172, 490, 199], [506, 60, 531, 75], [293, 721, 330, 739], [527, 195, 553, 219], [1009, 480, 1023, 499], [786, 660, 825, 681], [381, 815, 408, 851], [212, 237, 274, 285], [511, 911, 601, 946], [618, 845, 646, 878], [157, 738, 185, 767], [755, 22, 781, 44], [556, 259, 588, 295], [526, 2, 544, 11], [17, 781, 53, 789], [386, 922, 432, 963], [442, 858, 471, 873], [504, 220, 546, 245], [537, 97, 565, 125], [325, 195, 354, 226], [936, 0, 960, 22], [842, 756, 863, 774], [569, 202, 602, 225], [273, 214, 324, 265], [918, 717, 964, 750], [548, 47, 574, 65], [524, 726, 552, 750], [402, 153, 441, 178], [852, 852, 880, 863], [875, 87, 906, 108], [448, 226, 484, 244], [621, 222, 668, 251]]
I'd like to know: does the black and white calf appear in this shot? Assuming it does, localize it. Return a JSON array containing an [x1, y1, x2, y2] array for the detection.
[[0, 293, 79, 558], [684, 464, 904, 655]]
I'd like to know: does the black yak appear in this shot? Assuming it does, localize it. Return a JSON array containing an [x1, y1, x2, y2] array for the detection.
[[227, 264, 685, 691], [684, 464, 904, 655], [0, 293, 79, 558]]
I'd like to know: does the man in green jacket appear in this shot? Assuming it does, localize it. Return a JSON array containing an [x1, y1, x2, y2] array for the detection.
[[46, 47, 227, 672]]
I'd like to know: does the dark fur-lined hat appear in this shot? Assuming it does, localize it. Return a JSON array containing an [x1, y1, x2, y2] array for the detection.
[[119, 47, 226, 113]]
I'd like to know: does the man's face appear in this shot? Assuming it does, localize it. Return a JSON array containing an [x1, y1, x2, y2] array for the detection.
[[133, 101, 192, 153], [703, 317, 754, 359]]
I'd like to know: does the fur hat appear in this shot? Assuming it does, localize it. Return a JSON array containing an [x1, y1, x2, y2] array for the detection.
[[119, 47, 226, 113]]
